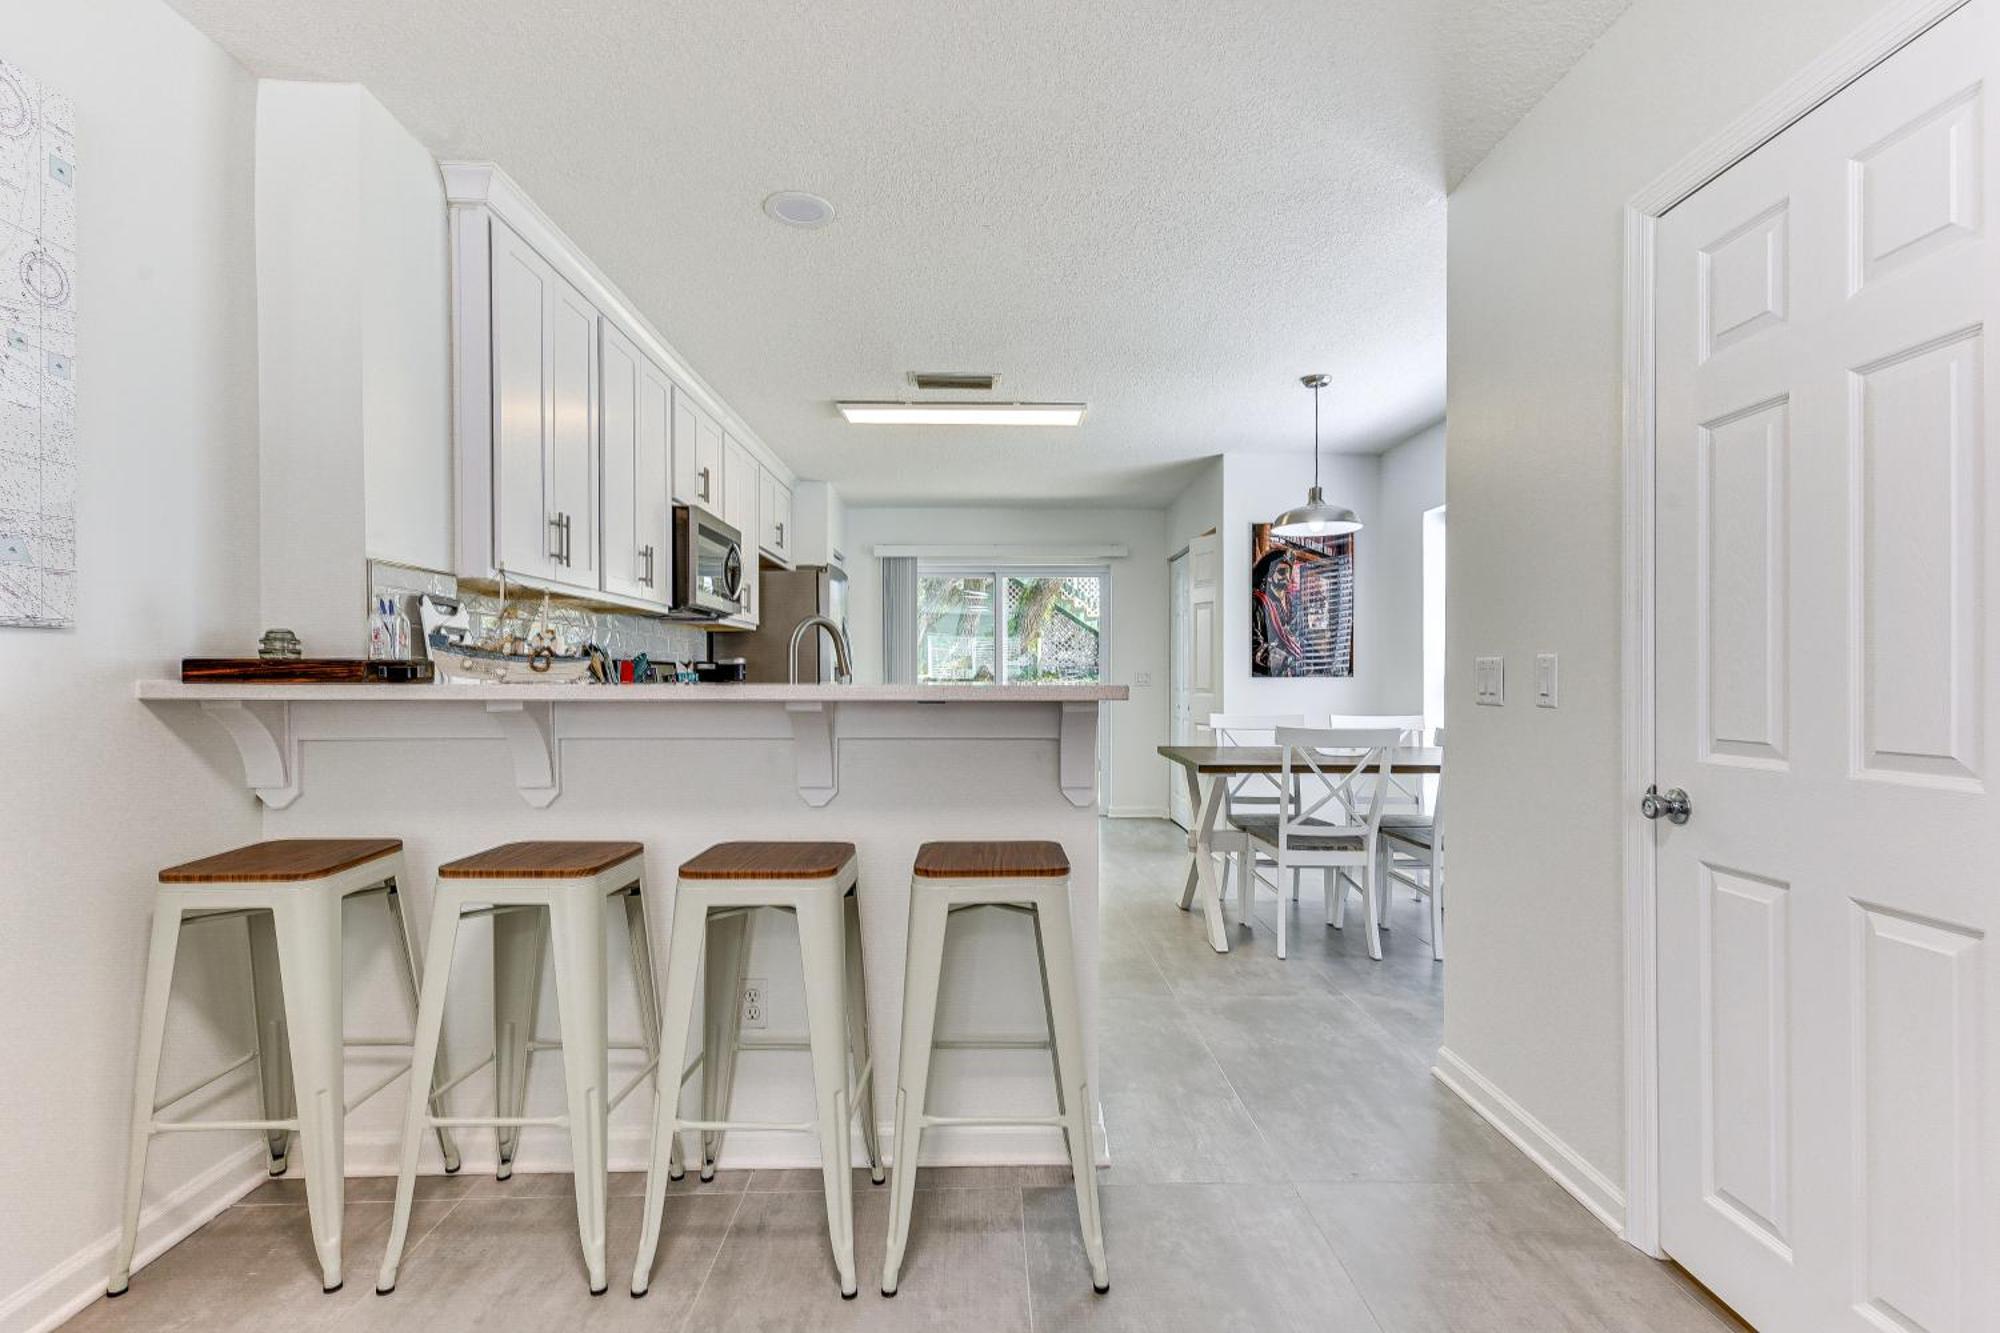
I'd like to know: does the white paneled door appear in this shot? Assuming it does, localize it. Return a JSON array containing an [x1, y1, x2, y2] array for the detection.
[[1654, 6, 1997, 1330]]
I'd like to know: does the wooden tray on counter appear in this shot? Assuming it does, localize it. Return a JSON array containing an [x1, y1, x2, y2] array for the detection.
[[180, 658, 435, 684]]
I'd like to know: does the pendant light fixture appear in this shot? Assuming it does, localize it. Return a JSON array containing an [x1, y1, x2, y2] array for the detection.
[[1271, 373, 1363, 538]]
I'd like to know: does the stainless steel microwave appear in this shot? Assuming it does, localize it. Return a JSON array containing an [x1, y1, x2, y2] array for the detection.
[[672, 504, 744, 618]]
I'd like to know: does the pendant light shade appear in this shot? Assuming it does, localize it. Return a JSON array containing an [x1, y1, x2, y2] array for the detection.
[[1271, 374, 1364, 539]]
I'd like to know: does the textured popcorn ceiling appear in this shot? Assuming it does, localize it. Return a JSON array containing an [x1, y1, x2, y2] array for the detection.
[[169, 0, 1630, 504]]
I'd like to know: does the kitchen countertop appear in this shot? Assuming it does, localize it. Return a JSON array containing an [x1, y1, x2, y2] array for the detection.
[[137, 680, 1129, 703]]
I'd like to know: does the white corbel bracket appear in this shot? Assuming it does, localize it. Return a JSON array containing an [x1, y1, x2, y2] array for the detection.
[[201, 701, 302, 809], [1059, 701, 1098, 808], [485, 700, 560, 808], [786, 702, 838, 807]]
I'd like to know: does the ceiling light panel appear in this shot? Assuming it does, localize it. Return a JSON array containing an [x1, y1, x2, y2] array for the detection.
[[836, 401, 1086, 426]]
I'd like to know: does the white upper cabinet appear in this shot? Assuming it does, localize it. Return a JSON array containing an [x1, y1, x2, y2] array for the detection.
[[446, 164, 801, 616], [757, 464, 794, 565], [789, 480, 847, 569], [489, 216, 594, 590], [722, 433, 760, 626], [599, 318, 672, 607]]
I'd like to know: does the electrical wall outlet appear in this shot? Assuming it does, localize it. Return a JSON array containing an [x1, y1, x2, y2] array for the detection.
[[1475, 655, 1505, 706], [740, 978, 767, 1030], [1535, 653, 1559, 708]]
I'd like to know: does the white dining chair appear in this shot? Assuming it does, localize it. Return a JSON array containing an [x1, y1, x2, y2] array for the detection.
[[1205, 713, 1304, 911], [1231, 726, 1400, 959], [1379, 727, 1444, 959]]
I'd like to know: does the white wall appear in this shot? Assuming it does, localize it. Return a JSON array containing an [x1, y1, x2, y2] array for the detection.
[[256, 81, 450, 657], [1444, 0, 1899, 1193], [1374, 422, 1446, 715], [844, 506, 1171, 818], [0, 2, 265, 1326], [1167, 456, 1222, 554]]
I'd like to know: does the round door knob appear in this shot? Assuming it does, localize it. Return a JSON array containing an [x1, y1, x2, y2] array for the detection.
[[1640, 785, 1692, 825]]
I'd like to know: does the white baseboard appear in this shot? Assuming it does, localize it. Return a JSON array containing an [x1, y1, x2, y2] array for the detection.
[[1104, 806, 1168, 820], [1, 1142, 269, 1333], [1432, 1047, 1626, 1235]]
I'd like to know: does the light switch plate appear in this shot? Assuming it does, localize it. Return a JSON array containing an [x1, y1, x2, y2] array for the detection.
[[1475, 656, 1505, 706], [1133, 672, 1152, 687], [1535, 653, 1558, 707]]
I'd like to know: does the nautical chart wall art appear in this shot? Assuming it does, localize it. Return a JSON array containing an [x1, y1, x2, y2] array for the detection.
[[0, 55, 77, 629]]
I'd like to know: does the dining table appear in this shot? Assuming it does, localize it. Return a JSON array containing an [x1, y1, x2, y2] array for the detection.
[[1157, 744, 1444, 953]]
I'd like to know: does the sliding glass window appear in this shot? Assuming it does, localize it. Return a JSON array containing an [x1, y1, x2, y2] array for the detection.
[[916, 567, 1108, 685]]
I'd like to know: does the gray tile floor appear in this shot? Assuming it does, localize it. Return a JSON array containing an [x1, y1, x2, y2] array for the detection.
[[69, 819, 1741, 1332]]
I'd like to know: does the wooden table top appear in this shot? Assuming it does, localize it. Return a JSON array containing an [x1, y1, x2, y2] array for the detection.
[[1158, 745, 1443, 775]]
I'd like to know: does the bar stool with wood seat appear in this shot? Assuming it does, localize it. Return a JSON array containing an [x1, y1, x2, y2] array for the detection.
[[630, 841, 882, 1300], [109, 839, 461, 1297], [376, 841, 659, 1297], [880, 840, 1108, 1297]]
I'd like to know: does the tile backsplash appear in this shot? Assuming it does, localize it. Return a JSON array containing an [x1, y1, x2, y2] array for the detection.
[[368, 561, 709, 663]]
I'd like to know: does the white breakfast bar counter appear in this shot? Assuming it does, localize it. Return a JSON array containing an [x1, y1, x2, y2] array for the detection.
[[136, 680, 1127, 1174]]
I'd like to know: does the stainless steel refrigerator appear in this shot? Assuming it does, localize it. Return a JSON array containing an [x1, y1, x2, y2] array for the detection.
[[733, 564, 850, 682]]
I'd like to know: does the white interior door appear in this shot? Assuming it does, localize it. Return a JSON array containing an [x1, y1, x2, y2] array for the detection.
[[1187, 531, 1221, 733], [1169, 549, 1192, 828], [1654, 7, 1997, 1330]]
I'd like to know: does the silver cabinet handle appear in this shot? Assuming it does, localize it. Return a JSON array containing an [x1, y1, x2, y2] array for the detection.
[[698, 467, 711, 502], [1640, 784, 1691, 825], [640, 544, 655, 587], [550, 513, 565, 563], [774, 521, 785, 547]]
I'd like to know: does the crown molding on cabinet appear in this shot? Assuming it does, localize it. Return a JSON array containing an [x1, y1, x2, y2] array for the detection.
[[440, 161, 795, 489]]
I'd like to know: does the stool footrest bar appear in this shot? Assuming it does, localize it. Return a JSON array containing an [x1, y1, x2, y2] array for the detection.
[[432, 1052, 498, 1100], [151, 1051, 259, 1115], [607, 1057, 659, 1113], [343, 1062, 413, 1114], [152, 1117, 298, 1134], [919, 1113, 1065, 1129], [428, 1114, 564, 1130], [671, 1117, 816, 1134], [929, 1037, 1052, 1051]]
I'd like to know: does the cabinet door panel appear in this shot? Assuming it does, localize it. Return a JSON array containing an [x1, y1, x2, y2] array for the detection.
[[490, 221, 554, 580], [598, 320, 642, 599], [635, 360, 673, 606], [547, 275, 597, 589], [697, 411, 725, 511], [671, 386, 699, 505]]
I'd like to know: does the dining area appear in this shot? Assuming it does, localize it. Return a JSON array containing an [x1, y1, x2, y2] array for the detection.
[[1159, 714, 1444, 963]]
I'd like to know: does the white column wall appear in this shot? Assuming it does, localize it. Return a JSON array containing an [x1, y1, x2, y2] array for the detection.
[[0, 1, 264, 1320]]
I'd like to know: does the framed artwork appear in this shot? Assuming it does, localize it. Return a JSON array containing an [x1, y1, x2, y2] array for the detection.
[[0, 55, 78, 629], [1250, 523, 1355, 677]]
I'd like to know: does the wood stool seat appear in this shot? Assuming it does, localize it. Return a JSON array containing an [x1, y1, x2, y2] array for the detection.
[[679, 841, 857, 881], [158, 838, 403, 884], [912, 840, 1069, 880], [436, 840, 644, 880]]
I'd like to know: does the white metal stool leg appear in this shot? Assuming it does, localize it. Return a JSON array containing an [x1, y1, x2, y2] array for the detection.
[[547, 886, 611, 1293], [384, 878, 462, 1174], [630, 885, 707, 1298], [245, 911, 293, 1176], [377, 883, 463, 1295], [622, 885, 682, 1179], [271, 885, 349, 1290], [699, 908, 751, 1181], [879, 888, 947, 1297], [797, 888, 858, 1297], [843, 892, 885, 1184], [1031, 886, 1109, 1293], [490, 905, 544, 1180], [107, 900, 185, 1297]]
